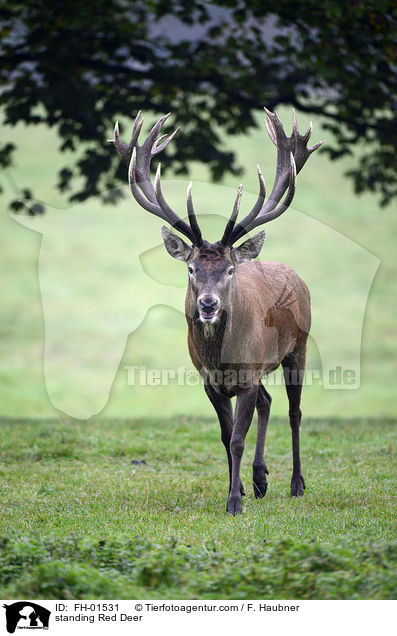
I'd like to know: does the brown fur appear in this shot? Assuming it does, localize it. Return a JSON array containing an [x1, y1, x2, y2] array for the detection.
[[186, 260, 311, 392]]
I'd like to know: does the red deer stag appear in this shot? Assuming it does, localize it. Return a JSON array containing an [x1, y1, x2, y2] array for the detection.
[[109, 108, 323, 514]]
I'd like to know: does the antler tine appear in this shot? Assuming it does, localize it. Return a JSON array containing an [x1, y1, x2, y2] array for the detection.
[[232, 153, 297, 242], [153, 127, 180, 155], [292, 107, 299, 135], [187, 182, 204, 246], [228, 108, 322, 245], [128, 147, 165, 217], [142, 113, 171, 154], [308, 138, 325, 153], [108, 111, 144, 167], [154, 164, 195, 241], [222, 166, 266, 246], [264, 115, 277, 146], [111, 111, 197, 244], [220, 184, 243, 245]]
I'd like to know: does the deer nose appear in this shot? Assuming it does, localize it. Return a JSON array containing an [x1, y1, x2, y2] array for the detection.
[[200, 296, 218, 309], [198, 295, 220, 315]]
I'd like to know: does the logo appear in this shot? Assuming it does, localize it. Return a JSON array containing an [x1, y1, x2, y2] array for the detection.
[[3, 603, 50, 633]]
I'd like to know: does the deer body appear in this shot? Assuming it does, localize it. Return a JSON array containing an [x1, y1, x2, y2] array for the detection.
[[110, 107, 322, 514], [186, 260, 310, 385]]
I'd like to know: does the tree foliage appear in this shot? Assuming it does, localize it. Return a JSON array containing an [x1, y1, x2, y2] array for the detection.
[[0, 0, 396, 210]]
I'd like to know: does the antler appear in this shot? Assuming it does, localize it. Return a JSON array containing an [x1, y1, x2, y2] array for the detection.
[[221, 108, 324, 245], [109, 108, 322, 248], [108, 112, 203, 245]]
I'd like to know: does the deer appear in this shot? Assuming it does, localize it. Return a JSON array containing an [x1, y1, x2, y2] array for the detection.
[[109, 108, 323, 514]]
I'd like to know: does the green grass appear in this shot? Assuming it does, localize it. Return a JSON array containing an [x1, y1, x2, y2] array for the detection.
[[0, 416, 395, 598]]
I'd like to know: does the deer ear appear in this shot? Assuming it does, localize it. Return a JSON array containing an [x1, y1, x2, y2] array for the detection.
[[233, 230, 266, 264], [161, 226, 192, 262]]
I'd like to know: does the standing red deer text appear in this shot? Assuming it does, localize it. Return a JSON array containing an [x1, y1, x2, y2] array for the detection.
[[109, 108, 323, 514]]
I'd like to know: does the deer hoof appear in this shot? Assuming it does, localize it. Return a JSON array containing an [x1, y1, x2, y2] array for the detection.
[[226, 494, 242, 515], [253, 466, 268, 498], [253, 480, 268, 498], [290, 474, 305, 497]]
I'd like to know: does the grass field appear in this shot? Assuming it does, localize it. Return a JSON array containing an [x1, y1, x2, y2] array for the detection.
[[0, 416, 396, 598]]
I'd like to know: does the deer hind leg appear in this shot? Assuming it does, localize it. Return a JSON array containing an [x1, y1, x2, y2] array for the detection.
[[252, 383, 272, 498], [282, 347, 306, 496], [204, 383, 245, 497]]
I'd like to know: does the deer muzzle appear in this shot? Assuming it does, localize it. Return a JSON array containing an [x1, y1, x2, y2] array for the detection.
[[198, 294, 220, 322]]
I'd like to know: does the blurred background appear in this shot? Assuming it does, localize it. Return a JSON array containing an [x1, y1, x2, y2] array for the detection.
[[0, 1, 396, 420]]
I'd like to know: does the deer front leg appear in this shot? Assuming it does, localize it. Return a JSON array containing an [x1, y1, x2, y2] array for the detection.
[[204, 383, 245, 496], [227, 386, 258, 515]]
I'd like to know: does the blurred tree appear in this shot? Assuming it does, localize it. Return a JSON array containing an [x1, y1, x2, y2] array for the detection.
[[0, 0, 396, 211]]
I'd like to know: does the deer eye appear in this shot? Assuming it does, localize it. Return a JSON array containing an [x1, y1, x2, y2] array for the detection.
[[228, 268, 235, 276], [188, 266, 194, 274]]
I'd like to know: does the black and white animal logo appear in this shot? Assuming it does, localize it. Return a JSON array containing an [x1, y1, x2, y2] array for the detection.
[[3, 602, 50, 633]]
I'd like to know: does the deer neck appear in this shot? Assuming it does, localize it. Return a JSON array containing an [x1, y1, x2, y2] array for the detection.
[[186, 278, 241, 369]]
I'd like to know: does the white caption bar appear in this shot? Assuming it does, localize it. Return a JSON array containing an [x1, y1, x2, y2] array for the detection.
[[1, 599, 394, 635]]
